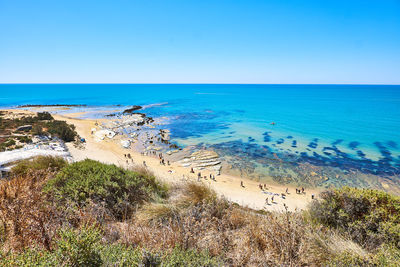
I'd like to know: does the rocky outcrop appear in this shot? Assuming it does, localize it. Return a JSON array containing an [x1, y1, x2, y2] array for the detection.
[[123, 105, 142, 114], [17, 125, 32, 131], [94, 129, 116, 141], [178, 150, 222, 172], [160, 129, 170, 141], [121, 139, 131, 148]]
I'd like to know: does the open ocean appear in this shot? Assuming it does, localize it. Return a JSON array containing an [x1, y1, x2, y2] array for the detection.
[[1, 84, 400, 189]]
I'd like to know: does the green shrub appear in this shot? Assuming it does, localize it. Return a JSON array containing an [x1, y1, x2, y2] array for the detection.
[[327, 251, 372, 267], [162, 246, 222, 266], [15, 135, 32, 143], [0, 239, 221, 267], [11, 156, 67, 176], [373, 244, 400, 266], [3, 139, 15, 147], [100, 244, 142, 266], [0, 225, 102, 267], [0, 248, 57, 267], [37, 112, 53, 121], [56, 225, 103, 267], [327, 245, 400, 266], [46, 120, 77, 142], [310, 187, 400, 250], [45, 159, 168, 220], [101, 245, 221, 267]]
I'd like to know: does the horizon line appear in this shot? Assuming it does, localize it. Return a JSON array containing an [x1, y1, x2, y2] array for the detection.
[[0, 82, 399, 86]]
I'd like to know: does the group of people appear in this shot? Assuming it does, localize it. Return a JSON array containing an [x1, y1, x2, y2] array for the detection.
[[238, 180, 306, 209], [265, 195, 276, 205], [141, 150, 159, 157], [197, 172, 217, 182], [124, 153, 134, 164], [258, 183, 269, 190]]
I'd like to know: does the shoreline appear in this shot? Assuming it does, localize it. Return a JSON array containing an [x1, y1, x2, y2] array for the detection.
[[1, 107, 318, 212], [4, 105, 400, 209], [3, 105, 400, 197], [52, 111, 317, 212]]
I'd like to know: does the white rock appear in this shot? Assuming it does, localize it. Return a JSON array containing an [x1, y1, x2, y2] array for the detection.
[[94, 130, 116, 141], [121, 140, 131, 148]]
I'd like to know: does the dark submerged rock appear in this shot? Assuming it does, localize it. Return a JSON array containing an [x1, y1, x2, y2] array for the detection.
[[123, 105, 143, 114]]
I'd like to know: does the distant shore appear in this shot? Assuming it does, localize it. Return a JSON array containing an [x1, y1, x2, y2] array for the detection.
[[17, 104, 87, 108]]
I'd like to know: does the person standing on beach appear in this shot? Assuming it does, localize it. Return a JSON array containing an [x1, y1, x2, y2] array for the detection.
[[265, 197, 269, 205], [241, 181, 244, 187]]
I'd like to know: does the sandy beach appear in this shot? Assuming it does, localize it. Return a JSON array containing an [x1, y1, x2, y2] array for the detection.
[[1, 107, 319, 211], [48, 111, 319, 212]]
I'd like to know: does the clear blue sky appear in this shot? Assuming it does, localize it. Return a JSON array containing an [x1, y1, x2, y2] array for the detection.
[[0, 0, 399, 84]]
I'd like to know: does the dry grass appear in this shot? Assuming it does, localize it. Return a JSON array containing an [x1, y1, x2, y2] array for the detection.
[[1, 162, 381, 266], [180, 182, 217, 205], [0, 169, 71, 252], [107, 182, 331, 266], [136, 203, 180, 224]]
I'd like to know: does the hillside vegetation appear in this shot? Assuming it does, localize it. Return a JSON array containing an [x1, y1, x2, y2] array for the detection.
[[0, 111, 77, 151], [0, 156, 399, 266]]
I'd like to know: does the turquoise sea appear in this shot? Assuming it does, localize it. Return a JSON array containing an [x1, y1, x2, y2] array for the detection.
[[1, 84, 400, 189]]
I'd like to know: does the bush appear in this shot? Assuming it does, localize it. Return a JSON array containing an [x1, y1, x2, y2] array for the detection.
[[15, 135, 32, 144], [45, 160, 168, 220], [181, 182, 218, 205], [0, 169, 66, 251], [309, 187, 400, 250], [37, 112, 53, 121], [328, 251, 372, 267], [46, 120, 77, 142], [0, 248, 57, 266], [0, 139, 16, 151], [0, 234, 221, 267], [11, 156, 67, 176], [99, 244, 142, 266], [56, 225, 102, 267], [327, 245, 400, 266], [372, 244, 400, 266], [162, 246, 222, 266]]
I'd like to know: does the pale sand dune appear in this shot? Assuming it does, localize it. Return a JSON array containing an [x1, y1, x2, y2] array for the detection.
[[52, 113, 319, 212]]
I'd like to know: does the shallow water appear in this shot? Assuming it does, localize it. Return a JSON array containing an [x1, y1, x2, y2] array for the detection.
[[2, 84, 400, 190]]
